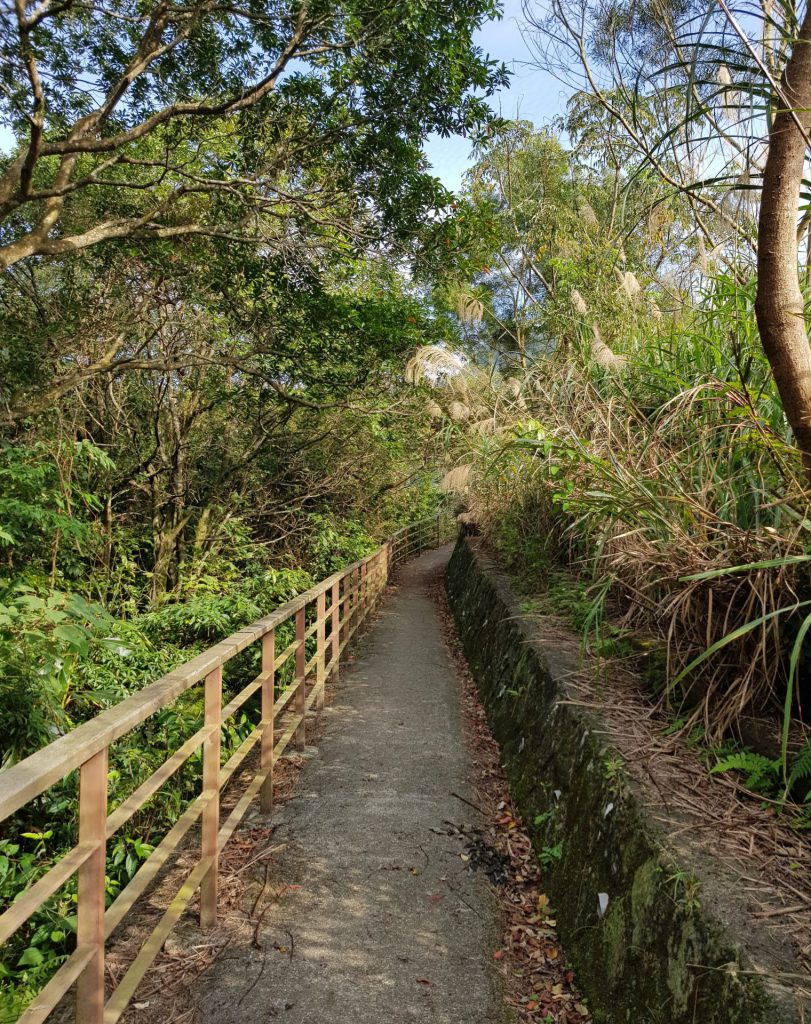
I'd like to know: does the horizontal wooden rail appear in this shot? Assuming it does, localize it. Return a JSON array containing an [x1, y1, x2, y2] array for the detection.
[[0, 511, 455, 1024]]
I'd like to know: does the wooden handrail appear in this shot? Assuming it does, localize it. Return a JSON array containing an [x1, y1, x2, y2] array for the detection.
[[0, 512, 454, 1024]]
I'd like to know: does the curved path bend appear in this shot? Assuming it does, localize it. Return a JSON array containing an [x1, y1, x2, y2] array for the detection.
[[197, 545, 508, 1024]]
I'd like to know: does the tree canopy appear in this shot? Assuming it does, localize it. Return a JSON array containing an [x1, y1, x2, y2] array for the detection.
[[0, 0, 507, 267]]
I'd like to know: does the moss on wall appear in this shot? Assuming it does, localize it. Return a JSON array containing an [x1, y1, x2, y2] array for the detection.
[[446, 538, 799, 1024]]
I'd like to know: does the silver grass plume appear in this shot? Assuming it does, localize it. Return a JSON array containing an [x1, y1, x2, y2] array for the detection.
[[648, 204, 668, 239], [615, 269, 642, 306], [717, 64, 740, 118], [695, 235, 709, 275], [447, 400, 471, 422], [579, 200, 599, 233], [456, 291, 484, 324], [440, 464, 473, 492], [571, 288, 589, 316], [405, 345, 464, 384], [425, 399, 444, 420], [590, 326, 626, 370]]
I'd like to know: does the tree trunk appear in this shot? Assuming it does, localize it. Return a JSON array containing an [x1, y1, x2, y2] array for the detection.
[[755, 4, 811, 480]]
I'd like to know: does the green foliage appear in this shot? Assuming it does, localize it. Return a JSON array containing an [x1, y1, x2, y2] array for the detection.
[[707, 741, 811, 807], [492, 510, 552, 585], [538, 841, 564, 867], [0, 584, 117, 765], [787, 741, 811, 801], [0, 441, 114, 576], [0, 834, 77, 1021], [666, 869, 702, 913], [710, 752, 781, 793], [301, 515, 376, 579], [139, 566, 314, 647]]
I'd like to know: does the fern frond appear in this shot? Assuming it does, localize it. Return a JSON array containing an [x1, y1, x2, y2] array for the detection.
[[710, 752, 779, 790], [788, 739, 811, 792]]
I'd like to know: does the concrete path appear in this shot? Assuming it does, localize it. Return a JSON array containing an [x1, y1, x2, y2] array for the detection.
[[197, 545, 508, 1024]]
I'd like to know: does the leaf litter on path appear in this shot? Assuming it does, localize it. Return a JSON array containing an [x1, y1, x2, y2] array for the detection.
[[431, 572, 592, 1024]]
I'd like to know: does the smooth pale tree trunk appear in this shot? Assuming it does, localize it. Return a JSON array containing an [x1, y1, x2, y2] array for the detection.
[[755, 4, 811, 480]]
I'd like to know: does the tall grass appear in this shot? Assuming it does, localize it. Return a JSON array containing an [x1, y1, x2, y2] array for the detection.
[[427, 277, 811, 759]]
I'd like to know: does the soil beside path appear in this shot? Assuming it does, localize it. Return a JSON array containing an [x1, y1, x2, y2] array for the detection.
[[196, 544, 512, 1024]]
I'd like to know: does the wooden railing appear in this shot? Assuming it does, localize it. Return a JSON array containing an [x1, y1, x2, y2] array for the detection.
[[0, 513, 454, 1024]]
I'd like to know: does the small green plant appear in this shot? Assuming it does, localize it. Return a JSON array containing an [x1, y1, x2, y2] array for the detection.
[[545, 573, 594, 633], [790, 806, 811, 831], [666, 869, 701, 913], [603, 756, 626, 795], [709, 751, 780, 794], [706, 741, 811, 823], [538, 842, 563, 867], [787, 739, 811, 800]]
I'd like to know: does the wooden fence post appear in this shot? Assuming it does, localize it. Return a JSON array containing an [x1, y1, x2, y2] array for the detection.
[[342, 574, 350, 653], [331, 580, 340, 681], [316, 591, 326, 711], [200, 666, 221, 929], [376, 549, 385, 603], [352, 567, 359, 633], [76, 746, 108, 1024], [260, 630, 275, 814], [295, 606, 306, 751]]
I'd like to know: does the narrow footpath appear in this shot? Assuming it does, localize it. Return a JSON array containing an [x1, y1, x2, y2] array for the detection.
[[197, 545, 510, 1024]]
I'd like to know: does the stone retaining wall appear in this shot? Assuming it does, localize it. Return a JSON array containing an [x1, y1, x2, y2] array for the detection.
[[446, 537, 799, 1024]]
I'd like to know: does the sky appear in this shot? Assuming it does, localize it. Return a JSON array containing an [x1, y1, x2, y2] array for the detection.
[[422, 0, 570, 192]]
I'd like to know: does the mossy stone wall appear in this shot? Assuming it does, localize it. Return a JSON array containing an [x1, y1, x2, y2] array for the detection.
[[446, 537, 798, 1024]]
